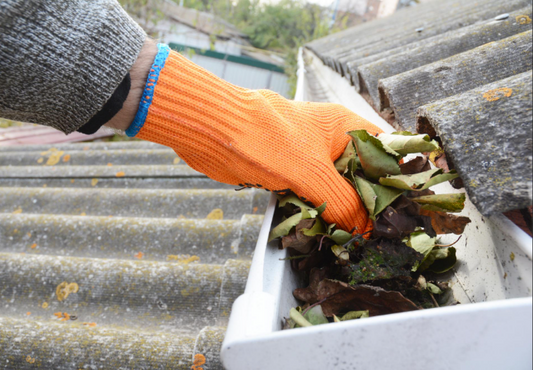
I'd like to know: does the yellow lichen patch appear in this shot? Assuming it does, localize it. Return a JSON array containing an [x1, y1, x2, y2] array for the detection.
[[167, 254, 200, 264], [483, 87, 512, 102], [40, 147, 58, 155], [516, 15, 532, 24], [26, 355, 36, 364], [42, 302, 48, 309], [30, 243, 37, 249], [56, 282, 79, 302], [91, 178, 99, 187], [43, 184, 47, 188], [83, 146, 89, 151], [26, 232, 30, 237], [37, 157, 44, 164], [252, 206, 258, 214], [46, 150, 65, 165], [180, 255, 200, 264], [107, 162, 113, 166], [62, 154, 71, 162], [80, 212, 86, 216], [510, 252, 515, 261], [469, 179, 479, 188], [12, 229, 18, 234], [206, 208, 223, 220], [115, 171, 125, 177], [173, 157, 181, 164], [134, 252, 144, 259], [12, 207, 22, 214], [71, 179, 75, 183], [83, 322, 97, 327], [191, 353, 206, 370], [26, 312, 31, 315], [54, 312, 71, 321]]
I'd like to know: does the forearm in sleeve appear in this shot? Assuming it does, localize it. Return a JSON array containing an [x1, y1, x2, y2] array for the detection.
[[0, 0, 146, 134]]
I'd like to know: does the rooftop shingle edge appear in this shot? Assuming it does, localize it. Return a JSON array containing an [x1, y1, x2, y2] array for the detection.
[[378, 30, 533, 131], [307, 0, 530, 75], [417, 71, 532, 216], [334, 0, 530, 78], [356, 6, 532, 109]]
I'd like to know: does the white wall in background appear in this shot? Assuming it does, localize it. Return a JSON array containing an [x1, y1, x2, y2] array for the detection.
[[190, 54, 291, 98]]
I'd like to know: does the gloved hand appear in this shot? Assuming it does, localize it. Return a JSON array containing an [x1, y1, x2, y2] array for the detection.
[[128, 45, 383, 233]]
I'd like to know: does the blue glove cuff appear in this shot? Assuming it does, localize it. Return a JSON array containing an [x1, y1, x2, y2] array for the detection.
[[125, 43, 171, 137]]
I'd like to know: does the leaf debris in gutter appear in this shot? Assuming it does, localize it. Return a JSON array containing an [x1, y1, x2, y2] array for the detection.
[[270, 130, 470, 329]]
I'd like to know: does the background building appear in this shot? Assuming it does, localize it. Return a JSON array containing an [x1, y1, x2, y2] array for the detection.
[[148, 1, 291, 97]]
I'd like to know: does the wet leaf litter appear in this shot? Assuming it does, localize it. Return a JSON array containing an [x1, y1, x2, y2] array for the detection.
[[268, 130, 471, 329]]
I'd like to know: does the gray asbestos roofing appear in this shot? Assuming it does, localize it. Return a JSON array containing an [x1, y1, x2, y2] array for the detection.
[[306, 0, 533, 216], [0, 140, 269, 369]]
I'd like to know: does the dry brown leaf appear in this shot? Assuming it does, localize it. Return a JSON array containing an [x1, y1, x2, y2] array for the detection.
[[420, 209, 471, 235]]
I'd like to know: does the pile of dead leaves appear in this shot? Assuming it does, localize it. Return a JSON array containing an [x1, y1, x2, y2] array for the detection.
[[268, 130, 471, 329]]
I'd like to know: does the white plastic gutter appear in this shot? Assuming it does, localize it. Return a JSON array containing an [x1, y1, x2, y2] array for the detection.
[[221, 47, 532, 370]]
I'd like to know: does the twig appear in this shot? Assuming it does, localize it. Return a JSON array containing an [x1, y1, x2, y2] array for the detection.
[[343, 230, 372, 248], [429, 292, 440, 308], [435, 235, 462, 248], [318, 235, 327, 251], [302, 298, 327, 316], [279, 254, 311, 261]]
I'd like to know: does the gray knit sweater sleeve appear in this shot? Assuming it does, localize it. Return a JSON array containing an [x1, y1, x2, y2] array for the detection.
[[0, 0, 146, 134]]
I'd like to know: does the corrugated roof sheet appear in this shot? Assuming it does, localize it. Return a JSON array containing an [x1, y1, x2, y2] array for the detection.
[[0, 139, 268, 368], [161, 0, 248, 41], [305, 0, 533, 217]]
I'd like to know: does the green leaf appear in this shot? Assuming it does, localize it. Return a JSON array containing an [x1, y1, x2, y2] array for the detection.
[[354, 176, 377, 217], [427, 247, 457, 273], [326, 223, 336, 235], [341, 310, 369, 321], [377, 132, 440, 155], [420, 170, 459, 190], [301, 207, 318, 220], [302, 218, 326, 236], [407, 231, 436, 271], [335, 142, 357, 173], [270, 189, 327, 242], [330, 229, 352, 245], [407, 231, 436, 256], [314, 202, 327, 215], [354, 176, 404, 219], [427, 282, 443, 295], [268, 213, 303, 242], [290, 307, 312, 327], [379, 168, 441, 190], [349, 130, 401, 181], [304, 305, 329, 325], [342, 157, 360, 185], [279, 195, 312, 210], [269, 207, 317, 242], [412, 193, 466, 213]]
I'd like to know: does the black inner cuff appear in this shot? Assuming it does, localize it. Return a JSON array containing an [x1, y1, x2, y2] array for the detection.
[[77, 73, 131, 135]]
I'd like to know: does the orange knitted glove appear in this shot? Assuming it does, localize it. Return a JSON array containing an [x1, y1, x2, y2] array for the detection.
[[126, 45, 383, 233]]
